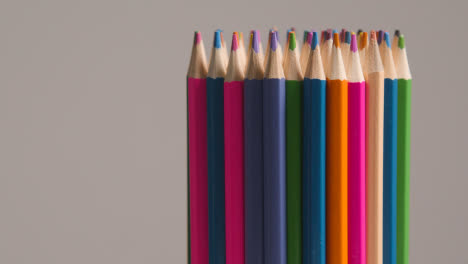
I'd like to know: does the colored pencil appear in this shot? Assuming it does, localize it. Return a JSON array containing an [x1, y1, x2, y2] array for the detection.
[[381, 31, 398, 264], [218, 29, 229, 69], [238, 32, 247, 71], [326, 32, 348, 264], [395, 34, 411, 264], [342, 31, 351, 72], [207, 30, 227, 264], [391, 30, 400, 68], [187, 31, 209, 264], [300, 31, 313, 75], [303, 31, 326, 264], [264, 29, 273, 69], [244, 30, 265, 264], [366, 31, 385, 264], [224, 32, 245, 264], [347, 33, 366, 264], [322, 30, 333, 77], [263, 31, 287, 264], [284, 31, 304, 264], [359, 32, 368, 77]]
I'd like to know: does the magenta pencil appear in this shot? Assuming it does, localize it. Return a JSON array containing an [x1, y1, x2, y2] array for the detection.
[[224, 32, 245, 264], [187, 31, 209, 264], [347, 33, 367, 264]]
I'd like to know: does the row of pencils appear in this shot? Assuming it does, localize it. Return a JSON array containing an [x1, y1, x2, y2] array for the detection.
[[186, 28, 412, 264]]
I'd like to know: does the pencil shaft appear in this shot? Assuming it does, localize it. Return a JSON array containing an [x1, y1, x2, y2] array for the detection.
[[263, 78, 287, 264], [348, 81, 367, 264], [244, 79, 264, 264], [397, 79, 411, 264], [326, 79, 348, 264], [188, 78, 209, 264], [187, 80, 191, 264], [383, 78, 398, 264], [366, 72, 384, 264], [207, 77, 226, 264], [286, 80, 303, 264], [224, 81, 245, 264], [303, 78, 326, 264]]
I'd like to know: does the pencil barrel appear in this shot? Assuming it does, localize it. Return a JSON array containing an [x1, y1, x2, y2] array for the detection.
[[286, 80, 303, 264], [397, 79, 411, 264], [383, 78, 398, 264], [263, 78, 287, 264], [207, 77, 226, 264], [302, 78, 326, 264], [244, 79, 264, 264]]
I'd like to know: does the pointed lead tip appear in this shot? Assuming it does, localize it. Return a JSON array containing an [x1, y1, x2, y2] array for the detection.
[[351, 33, 358, 53], [345, 31, 351, 44], [252, 30, 260, 53], [326, 29, 333, 40], [289, 31, 296, 51], [357, 29, 363, 35], [333, 32, 340, 48], [377, 30, 384, 45], [361, 32, 368, 49], [271, 31, 279, 51], [311, 31, 318, 50], [194, 31, 202, 44], [395, 30, 401, 37], [303, 30, 310, 44], [370, 30, 377, 40], [307, 32, 313, 45], [232, 32, 239, 51], [398, 35, 405, 49], [384, 32, 391, 48], [214, 31, 222, 49]]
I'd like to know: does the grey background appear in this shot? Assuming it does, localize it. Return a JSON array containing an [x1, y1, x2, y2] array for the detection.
[[1, 0, 467, 263]]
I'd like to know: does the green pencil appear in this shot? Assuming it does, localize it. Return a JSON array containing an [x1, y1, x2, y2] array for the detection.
[[284, 31, 304, 264], [395, 34, 412, 264]]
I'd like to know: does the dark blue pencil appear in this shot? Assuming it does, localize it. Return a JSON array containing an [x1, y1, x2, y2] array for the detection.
[[263, 31, 286, 264], [382, 32, 398, 264], [207, 30, 226, 264], [302, 31, 327, 264], [244, 30, 265, 264]]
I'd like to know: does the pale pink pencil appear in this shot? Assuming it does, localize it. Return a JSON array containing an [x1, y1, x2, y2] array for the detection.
[[224, 32, 245, 264], [347, 33, 367, 264], [187, 31, 209, 264]]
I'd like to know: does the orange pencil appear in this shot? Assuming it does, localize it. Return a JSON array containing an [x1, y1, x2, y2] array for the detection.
[[366, 31, 385, 264], [326, 32, 348, 264]]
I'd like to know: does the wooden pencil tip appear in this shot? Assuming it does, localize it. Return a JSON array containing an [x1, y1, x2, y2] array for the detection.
[[214, 31, 222, 49], [333, 32, 340, 48], [370, 30, 377, 40], [394, 29, 401, 37], [271, 31, 279, 51], [289, 31, 296, 50], [232, 33, 239, 51], [252, 30, 260, 53], [303, 30, 310, 44], [398, 35, 405, 49], [194, 31, 202, 44], [377, 30, 384, 45], [351, 33, 358, 52], [384, 31, 391, 48], [361, 32, 368, 49], [345, 31, 351, 44], [311, 31, 318, 50]]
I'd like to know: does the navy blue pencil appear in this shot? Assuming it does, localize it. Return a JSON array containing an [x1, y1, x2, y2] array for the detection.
[[382, 32, 398, 264], [302, 31, 327, 264], [263, 31, 286, 264], [244, 30, 265, 264], [207, 30, 227, 264]]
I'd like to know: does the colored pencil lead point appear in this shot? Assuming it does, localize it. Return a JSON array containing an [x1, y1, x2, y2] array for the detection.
[[303, 30, 310, 44], [398, 35, 405, 49], [307, 32, 313, 45], [378, 30, 384, 45], [333, 32, 340, 48], [232, 32, 239, 51], [252, 30, 260, 53], [351, 33, 358, 52], [214, 31, 222, 49], [345, 31, 351, 44], [394, 30, 401, 37], [361, 32, 368, 49], [289, 31, 296, 50], [312, 31, 318, 50], [327, 29, 333, 40], [357, 29, 363, 35], [270, 31, 278, 51], [194, 31, 202, 44], [340, 29, 346, 42], [370, 30, 377, 40], [384, 32, 391, 48]]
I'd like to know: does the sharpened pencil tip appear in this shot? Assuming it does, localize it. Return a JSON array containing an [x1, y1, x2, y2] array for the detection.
[[394, 30, 401, 37], [252, 30, 260, 53], [370, 30, 377, 40], [361, 32, 368, 49], [399, 35, 405, 49], [384, 31, 391, 48], [333, 32, 340, 48], [232, 33, 239, 51], [326, 29, 333, 40], [312, 31, 318, 50], [194, 31, 202, 44], [271, 31, 278, 51], [351, 33, 358, 52], [289, 31, 296, 50], [357, 29, 363, 35], [345, 31, 351, 44], [214, 31, 222, 49], [303, 30, 309, 44], [377, 30, 384, 45], [307, 31, 313, 45]]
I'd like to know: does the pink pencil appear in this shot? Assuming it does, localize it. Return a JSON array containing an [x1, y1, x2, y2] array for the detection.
[[224, 32, 245, 264], [347, 33, 367, 264], [187, 31, 209, 264]]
